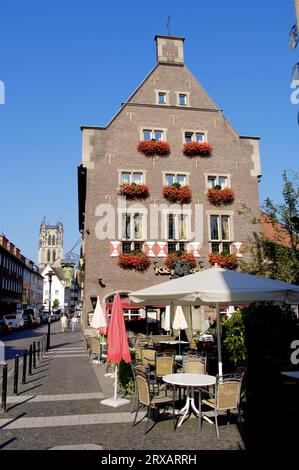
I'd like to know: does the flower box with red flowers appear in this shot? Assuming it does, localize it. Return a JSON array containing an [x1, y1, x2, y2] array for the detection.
[[137, 140, 171, 157], [162, 184, 192, 204], [165, 251, 197, 270], [208, 252, 238, 270], [118, 252, 151, 272], [207, 188, 235, 206], [182, 142, 213, 157], [118, 183, 149, 200]]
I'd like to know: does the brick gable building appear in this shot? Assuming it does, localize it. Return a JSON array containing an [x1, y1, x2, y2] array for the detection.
[[78, 35, 262, 327]]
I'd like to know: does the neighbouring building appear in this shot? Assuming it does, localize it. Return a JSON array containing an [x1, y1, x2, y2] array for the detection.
[[78, 35, 262, 330], [0, 234, 43, 316], [38, 219, 63, 270], [42, 265, 65, 311]]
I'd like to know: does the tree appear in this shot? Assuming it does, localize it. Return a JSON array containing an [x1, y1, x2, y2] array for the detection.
[[52, 299, 60, 310], [241, 172, 299, 284]]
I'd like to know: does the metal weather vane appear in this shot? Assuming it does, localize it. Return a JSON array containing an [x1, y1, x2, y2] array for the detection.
[[166, 15, 171, 36]]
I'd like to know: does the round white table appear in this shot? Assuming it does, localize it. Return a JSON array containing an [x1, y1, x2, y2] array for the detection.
[[163, 373, 216, 429], [159, 341, 189, 345]]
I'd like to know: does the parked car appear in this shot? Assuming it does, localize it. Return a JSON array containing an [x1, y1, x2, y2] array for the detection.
[[22, 308, 41, 328], [0, 318, 12, 336], [3, 313, 24, 330]]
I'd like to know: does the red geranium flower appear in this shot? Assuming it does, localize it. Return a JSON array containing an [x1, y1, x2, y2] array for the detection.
[[118, 183, 149, 200], [165, 252, 197, 270], [182, 142, 213, 157], [137, 141, 171, 157], [162, 185, 192, 204], [209, 252, 238, 270], [207, 188, 235, 206], [118, 252, 151, 272]]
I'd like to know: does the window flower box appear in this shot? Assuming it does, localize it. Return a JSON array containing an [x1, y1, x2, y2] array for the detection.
[[207, 188, 235, 206], [165, 251, 197, 270], [118, 252, 150, 272], [208, 252, 238, 270], [137, 140, 171, 157], [162, 184, 192, 204], [118, 183, 149, 200], [182, 142, 213, 157]]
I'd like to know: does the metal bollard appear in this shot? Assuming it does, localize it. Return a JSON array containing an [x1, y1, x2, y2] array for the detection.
[[33, 341, 36, 369], [45, 333, 48, 353], [22, 351, 27, 384], [37, 340, 41, 362], [13, 355, 19, 395], [29, 344, 33, 375], [1, 363, 8, 412]]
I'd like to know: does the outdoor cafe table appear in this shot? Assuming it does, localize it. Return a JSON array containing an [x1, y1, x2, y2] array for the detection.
[[163, 373, 216, 430]]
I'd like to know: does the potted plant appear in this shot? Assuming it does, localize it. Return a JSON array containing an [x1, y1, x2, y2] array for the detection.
[[209, 252, 238, 270], [137, 140, 171, 157], [207, 187, 235, 206], [165, 251, 197, 270], [118, 252, 151, 272], [182, 142, 213, 157], [162, 183, 192, 204], [118, 183, 149, 200]]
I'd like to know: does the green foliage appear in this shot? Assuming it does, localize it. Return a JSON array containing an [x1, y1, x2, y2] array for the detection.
[[222, 309, 247, 366], [52, 299, 60, 309], [118, 352, 136, 396], [241, 171, 299, 285]]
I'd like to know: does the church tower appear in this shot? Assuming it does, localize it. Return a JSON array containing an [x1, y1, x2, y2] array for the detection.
[[38, 219, 63, 269]]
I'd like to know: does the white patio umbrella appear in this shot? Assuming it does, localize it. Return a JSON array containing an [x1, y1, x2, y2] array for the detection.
[[172, 306, 188, 354], [90, 296, 107, 363], [130, 266, 299, 376], [161, 305, 171, 332]]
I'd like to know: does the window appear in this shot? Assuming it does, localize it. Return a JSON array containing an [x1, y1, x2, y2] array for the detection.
[[55, 290, 59, 295], [184, 131, 205, 143], [207, 175, 228, 189], [209, 215, 232, 253], [120, 172, 144, 184], [158, 92, 166, 104], [179, 94, 187, 105], [47, 249, 51, 262], [167, 214, 188, 241], [165, 173, 187, 186], [121, 213, 144, 240], [142, 129, 165, 141], [52, 235, 56, 246]]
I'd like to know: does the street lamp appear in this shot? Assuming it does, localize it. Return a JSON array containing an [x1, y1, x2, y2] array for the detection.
[[46, 270, 54, 350]]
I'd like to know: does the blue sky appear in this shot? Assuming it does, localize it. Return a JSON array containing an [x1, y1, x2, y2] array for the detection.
[[0, 0, 298, 262]]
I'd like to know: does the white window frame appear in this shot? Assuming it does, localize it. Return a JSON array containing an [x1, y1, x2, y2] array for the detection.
[[118, 208, 147, 241], [205, 173, 231, 191], [182, 129, 207, 143], [118, 170, 146, 185], [206, 211, 234, 253], [162, 210, 192, 241], [175, 91, 190, 107], [162, 171, 190, 186], [140, 127, 168, 141], [155, 89, 170, 105]]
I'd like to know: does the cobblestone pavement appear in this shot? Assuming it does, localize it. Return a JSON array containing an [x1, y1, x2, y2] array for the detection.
[[0, 323, 245, 451]]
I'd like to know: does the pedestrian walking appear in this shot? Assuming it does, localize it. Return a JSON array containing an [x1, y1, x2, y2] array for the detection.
[[61, 313, 68, 333], [71, 314, 78, 332]]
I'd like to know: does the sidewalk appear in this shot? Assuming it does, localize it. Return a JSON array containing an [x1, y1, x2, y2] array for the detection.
[[0, 322, 244, 450]]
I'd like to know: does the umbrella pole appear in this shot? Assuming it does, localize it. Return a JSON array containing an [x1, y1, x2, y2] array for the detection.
[[114, 364, 118, 400], [216, 303, 223, 377], [179, 330, 181, 355]]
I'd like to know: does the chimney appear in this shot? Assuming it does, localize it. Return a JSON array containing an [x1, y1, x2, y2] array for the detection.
[[155, 35, 185, 65], [13, 247, 20, 259], [7, 241, 15, 254]]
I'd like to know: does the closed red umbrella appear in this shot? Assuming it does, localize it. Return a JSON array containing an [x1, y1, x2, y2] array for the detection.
[[107, 293, 131, 363], [101, 294, 131, 408]]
